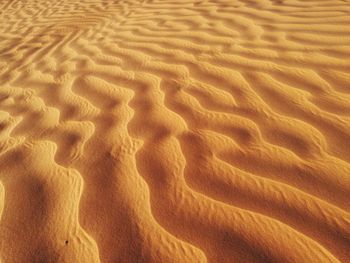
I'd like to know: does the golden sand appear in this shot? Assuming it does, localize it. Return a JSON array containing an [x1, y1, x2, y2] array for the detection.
[[1, 0, 350, 262]]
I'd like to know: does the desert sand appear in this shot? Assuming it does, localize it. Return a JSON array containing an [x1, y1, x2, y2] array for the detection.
[[1, 0, 350, 262]]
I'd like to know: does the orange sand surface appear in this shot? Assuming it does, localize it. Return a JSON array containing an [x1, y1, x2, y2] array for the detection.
[[1, 0, 350, 262]]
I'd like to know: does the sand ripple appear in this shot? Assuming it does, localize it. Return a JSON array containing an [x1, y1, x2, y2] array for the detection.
[[1, 0, 350, 262]]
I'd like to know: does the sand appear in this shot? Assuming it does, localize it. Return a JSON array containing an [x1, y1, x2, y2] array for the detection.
[[0, 0, 350, 262]]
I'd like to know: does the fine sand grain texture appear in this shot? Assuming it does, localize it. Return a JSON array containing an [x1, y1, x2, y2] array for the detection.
[[1, 0, 350, 262]]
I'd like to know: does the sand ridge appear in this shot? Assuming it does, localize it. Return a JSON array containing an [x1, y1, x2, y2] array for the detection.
[[0, 0, 350, 262]]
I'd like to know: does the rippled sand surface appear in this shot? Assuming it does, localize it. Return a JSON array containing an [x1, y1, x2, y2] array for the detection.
[[1, 0, 350, 262]]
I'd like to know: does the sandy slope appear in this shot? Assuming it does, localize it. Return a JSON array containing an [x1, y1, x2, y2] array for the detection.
[[1, 0, 350, 262]]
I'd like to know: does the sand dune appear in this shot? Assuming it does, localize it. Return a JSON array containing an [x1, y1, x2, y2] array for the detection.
[[1, 0, 350, 262]]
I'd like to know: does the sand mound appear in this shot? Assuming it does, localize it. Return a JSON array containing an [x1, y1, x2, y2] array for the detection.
[[1, 0, 350, 262]]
